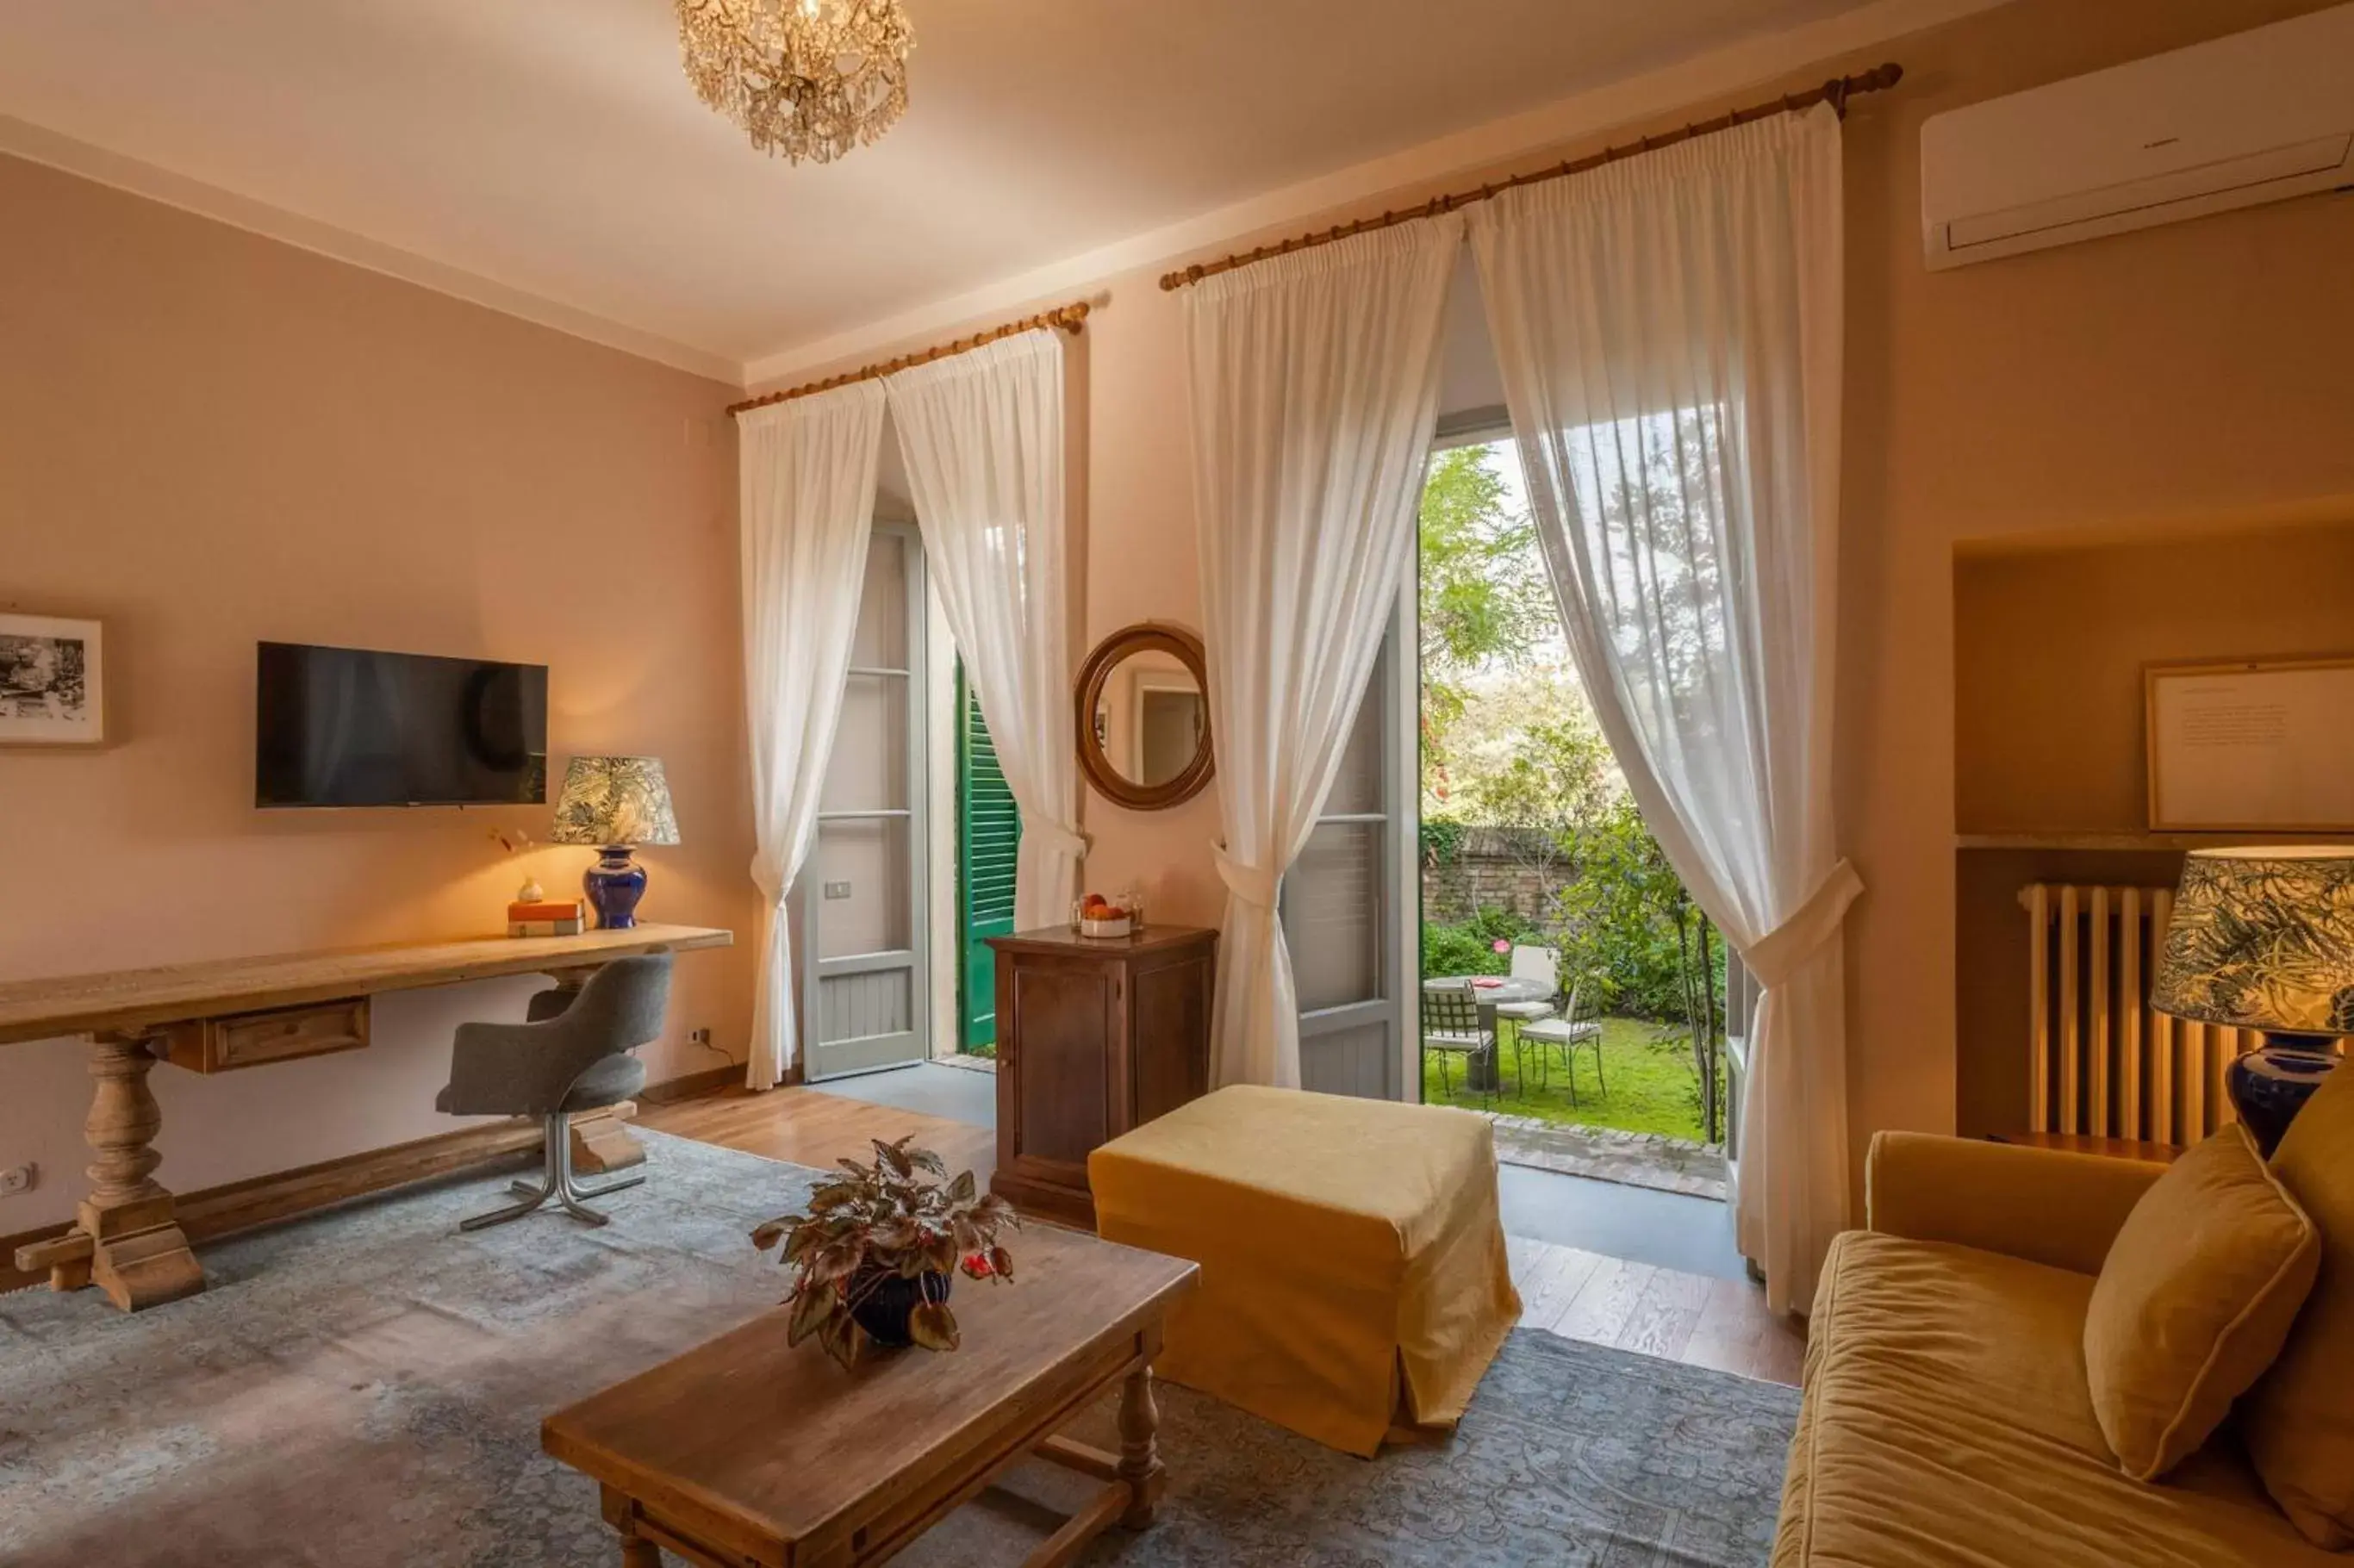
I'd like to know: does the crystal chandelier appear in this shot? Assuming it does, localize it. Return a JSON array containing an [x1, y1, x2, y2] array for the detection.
[[676, 0, 914, 165]]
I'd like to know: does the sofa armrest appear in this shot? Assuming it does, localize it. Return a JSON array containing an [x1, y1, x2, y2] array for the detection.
[[1865, 1131, 2168, 1277]]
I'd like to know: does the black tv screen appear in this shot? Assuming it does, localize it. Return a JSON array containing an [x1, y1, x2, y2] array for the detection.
[[255, 643, 548, 807]]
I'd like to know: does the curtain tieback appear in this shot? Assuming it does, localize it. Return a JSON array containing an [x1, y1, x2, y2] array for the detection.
[[1028, 818, 1093, 862], [1215, 846, 1283, 912], [1744, 858, 1863, 992]]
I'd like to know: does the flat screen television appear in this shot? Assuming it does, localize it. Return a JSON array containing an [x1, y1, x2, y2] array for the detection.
[[255, 642, 548, 807]]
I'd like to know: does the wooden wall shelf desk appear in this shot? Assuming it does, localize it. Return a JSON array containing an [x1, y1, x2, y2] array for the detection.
[[0, 923, 732, 1313], [987, 924, 1215, 1229]]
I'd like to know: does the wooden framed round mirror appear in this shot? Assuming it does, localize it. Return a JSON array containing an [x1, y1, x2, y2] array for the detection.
[[1074, 623, 1215, 810]]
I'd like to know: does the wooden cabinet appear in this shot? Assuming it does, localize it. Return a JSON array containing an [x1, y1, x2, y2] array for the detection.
[[987, 924, 1216, 1229]]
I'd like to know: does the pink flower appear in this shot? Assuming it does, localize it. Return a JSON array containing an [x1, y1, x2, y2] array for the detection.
[[1492, 939, 1510, 954]]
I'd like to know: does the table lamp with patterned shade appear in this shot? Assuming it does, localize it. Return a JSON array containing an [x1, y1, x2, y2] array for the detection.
[[2152, 845, 2354, 1154], [549, 756, 680, 930]]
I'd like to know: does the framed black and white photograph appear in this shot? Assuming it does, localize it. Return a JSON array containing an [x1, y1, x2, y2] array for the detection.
[[0, 613, 106, 746]]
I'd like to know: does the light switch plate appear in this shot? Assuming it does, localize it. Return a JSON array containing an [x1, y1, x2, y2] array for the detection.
[[823, 880, 852, 900]]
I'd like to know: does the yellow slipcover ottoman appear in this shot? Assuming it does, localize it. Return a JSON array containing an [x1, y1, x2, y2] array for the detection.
[[1087, 1084, 1522, 1457]]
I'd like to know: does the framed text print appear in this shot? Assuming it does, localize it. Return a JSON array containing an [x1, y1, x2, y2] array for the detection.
[[0, 613, 105, 746], [2146, 656, 2354, 831]]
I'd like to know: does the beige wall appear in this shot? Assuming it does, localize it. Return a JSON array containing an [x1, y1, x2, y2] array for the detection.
[[0, 153, 760, 1232], [751, 0, 2354, 1190], [1954, 524, 2354, 837]]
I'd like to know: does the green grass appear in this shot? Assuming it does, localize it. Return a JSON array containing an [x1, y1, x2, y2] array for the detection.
[[1422, 1016, 1711, 1142]]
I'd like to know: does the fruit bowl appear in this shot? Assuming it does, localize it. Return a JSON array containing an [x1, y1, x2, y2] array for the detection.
[[1075, 893, 1136, 939]]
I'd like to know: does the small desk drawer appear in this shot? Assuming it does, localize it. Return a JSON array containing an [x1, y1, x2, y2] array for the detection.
[[164, 999, 371, 1073]]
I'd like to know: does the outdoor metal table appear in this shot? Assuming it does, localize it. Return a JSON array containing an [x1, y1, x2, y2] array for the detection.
[[1422, 974, 1551, 1092]]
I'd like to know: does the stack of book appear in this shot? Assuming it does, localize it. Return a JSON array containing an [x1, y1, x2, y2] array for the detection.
[[508, 899, 586, 937]]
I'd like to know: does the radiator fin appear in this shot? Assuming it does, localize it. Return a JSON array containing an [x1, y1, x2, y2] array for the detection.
[[2021, 881, 2248, 1147]]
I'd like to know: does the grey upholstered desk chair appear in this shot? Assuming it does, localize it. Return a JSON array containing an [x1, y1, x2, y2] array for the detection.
[[436, 953, 673, 1232]]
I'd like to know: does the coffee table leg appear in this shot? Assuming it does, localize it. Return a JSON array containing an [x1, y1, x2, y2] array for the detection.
[[618, 1533, 660, 1567], [1117, 1363, 1165, 1528]]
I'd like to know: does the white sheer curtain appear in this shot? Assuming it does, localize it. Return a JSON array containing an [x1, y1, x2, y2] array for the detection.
[[887, 330, 1087, 930], [1468, 103, 1858, 1315], [738, 383, 887, 1089], [1184, 215, 1461, 1089]]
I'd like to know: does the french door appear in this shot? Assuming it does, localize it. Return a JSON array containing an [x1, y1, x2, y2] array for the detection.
[[1280, 585, 1417, 1099], [800, 521, 931, 1080]]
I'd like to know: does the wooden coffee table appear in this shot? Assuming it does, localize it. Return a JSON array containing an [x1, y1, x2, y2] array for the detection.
[[542, 1224, 1198, 1567]]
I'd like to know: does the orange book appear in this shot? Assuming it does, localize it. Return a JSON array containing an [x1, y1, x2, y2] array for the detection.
[[508, 900, 584, 922]]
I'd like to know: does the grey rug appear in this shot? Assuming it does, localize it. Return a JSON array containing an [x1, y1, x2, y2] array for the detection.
[[0, 1131, 1797, 1566]]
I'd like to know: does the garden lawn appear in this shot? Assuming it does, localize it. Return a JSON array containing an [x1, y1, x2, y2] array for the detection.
[[1422, 1015, 1709, 1142]]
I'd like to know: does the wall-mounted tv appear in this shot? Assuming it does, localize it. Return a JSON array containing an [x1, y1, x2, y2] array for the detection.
[[256, 642, 548, 808]]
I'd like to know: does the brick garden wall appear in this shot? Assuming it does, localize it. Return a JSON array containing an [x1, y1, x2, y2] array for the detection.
[[1420, 826, 1566, 923]]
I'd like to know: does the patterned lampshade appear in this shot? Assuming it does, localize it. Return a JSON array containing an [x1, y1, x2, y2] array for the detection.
[[549, 756, 680, 848], [2152, 847, 2354, 1036]]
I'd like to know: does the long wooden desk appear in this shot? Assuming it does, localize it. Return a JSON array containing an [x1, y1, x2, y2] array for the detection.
[[0, 923, 732, 1312]]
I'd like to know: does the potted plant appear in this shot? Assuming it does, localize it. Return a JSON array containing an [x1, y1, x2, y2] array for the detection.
[[753, 1136, 1018, 1370]]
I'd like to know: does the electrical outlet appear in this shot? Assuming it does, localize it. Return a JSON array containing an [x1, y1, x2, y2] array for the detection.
[[0, 1163, 35, 1197], [689, 1028, 713, 1048], [823, 880, 852, 900]]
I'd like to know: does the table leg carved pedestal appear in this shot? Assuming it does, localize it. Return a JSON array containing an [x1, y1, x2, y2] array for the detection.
[[16, 1032, 206, 1310]]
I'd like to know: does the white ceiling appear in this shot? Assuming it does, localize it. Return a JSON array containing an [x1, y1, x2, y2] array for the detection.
[[0, 0, 1909, 379]]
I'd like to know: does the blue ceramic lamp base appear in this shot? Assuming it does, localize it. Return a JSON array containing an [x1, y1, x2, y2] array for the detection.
[[582, 845, 649, 930], [2228, 1033, 2342, 1156]]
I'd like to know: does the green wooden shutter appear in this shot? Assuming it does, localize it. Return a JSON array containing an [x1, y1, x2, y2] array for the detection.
[[956, 662, 1021, 1051]]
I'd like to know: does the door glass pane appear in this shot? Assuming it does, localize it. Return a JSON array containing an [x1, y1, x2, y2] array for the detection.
[[849, 534, 910, 669], [821, 671, 908, 812], [1286, 821, 1381, 1011], [814, 817, 911, 958], [1323, 644, 1386, 817]]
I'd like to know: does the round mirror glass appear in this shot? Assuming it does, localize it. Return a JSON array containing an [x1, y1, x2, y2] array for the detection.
[[1075, 624, 1214, 810], [1093, 650, 1206, 790]]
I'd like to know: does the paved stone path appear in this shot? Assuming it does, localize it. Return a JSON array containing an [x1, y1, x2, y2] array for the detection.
[[1485, 1115, 1728, 1201]]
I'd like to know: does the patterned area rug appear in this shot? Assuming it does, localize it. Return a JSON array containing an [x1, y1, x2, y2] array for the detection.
[[0, 1131, 1797, 1566]]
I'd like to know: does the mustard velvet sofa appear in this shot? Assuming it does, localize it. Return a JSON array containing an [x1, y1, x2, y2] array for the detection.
[[1771, 1132, 2337, 1567]]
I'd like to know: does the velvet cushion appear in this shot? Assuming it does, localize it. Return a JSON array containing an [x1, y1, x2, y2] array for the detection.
[[2083, 1123, 2319, 1481], [2244, 1062, 2354, 1547]]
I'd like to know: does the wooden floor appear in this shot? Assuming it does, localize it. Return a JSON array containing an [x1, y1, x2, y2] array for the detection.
[[644, 1086, 1805, 1388], [643, 1086, 997, 1187]]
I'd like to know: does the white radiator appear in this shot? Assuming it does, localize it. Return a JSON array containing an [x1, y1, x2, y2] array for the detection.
[[2019, 882, 2256, 1146]]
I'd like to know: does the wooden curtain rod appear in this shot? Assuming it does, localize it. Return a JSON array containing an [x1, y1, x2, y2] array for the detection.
[[726, 301, 1092, 415], [1159, 63, 1902, 291]]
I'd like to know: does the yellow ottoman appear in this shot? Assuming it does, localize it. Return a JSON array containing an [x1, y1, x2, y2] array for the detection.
[[1087, 1084, 1522, 1457]]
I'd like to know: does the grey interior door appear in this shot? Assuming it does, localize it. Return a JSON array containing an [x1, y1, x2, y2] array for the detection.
[[800, 521, 931, 1080]]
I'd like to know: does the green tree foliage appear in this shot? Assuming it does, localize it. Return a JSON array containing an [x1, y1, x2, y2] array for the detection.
[[1417, 445, 1554, 799]]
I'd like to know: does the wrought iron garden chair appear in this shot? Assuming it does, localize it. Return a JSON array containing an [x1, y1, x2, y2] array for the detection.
[[1517, 980, 1607, 1107], [1420, 982, 1497, 1109]]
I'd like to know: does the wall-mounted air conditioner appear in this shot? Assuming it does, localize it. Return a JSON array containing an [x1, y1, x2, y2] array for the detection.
[[1921, 3, 2354, 270]]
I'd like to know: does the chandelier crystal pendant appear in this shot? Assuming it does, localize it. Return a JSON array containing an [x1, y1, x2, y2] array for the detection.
[[677, 0, 914, 165]]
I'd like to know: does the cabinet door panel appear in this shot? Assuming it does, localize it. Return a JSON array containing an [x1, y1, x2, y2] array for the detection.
[[1009, 967, 1112, 1169]]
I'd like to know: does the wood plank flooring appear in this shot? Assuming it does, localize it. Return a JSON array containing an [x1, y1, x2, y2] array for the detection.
[[646, 1086, 1805, 1389], [642, 1086, 998, 1191]]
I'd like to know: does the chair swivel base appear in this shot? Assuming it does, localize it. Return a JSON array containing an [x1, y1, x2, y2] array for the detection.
[[461, 1112, 645, 1232]]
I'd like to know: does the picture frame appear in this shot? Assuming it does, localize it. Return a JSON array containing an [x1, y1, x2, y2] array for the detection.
[[2145, 656, 2354, 831], [0, 613, 106, 746]]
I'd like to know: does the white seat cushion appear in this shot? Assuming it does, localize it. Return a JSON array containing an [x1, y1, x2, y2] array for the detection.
[[1493, 1000, 1555, 1020], [1520, 1017, 1598, 1043]]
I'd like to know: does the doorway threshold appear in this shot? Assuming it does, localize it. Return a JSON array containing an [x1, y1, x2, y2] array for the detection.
[[1483, 1114, 1727, 1203]]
